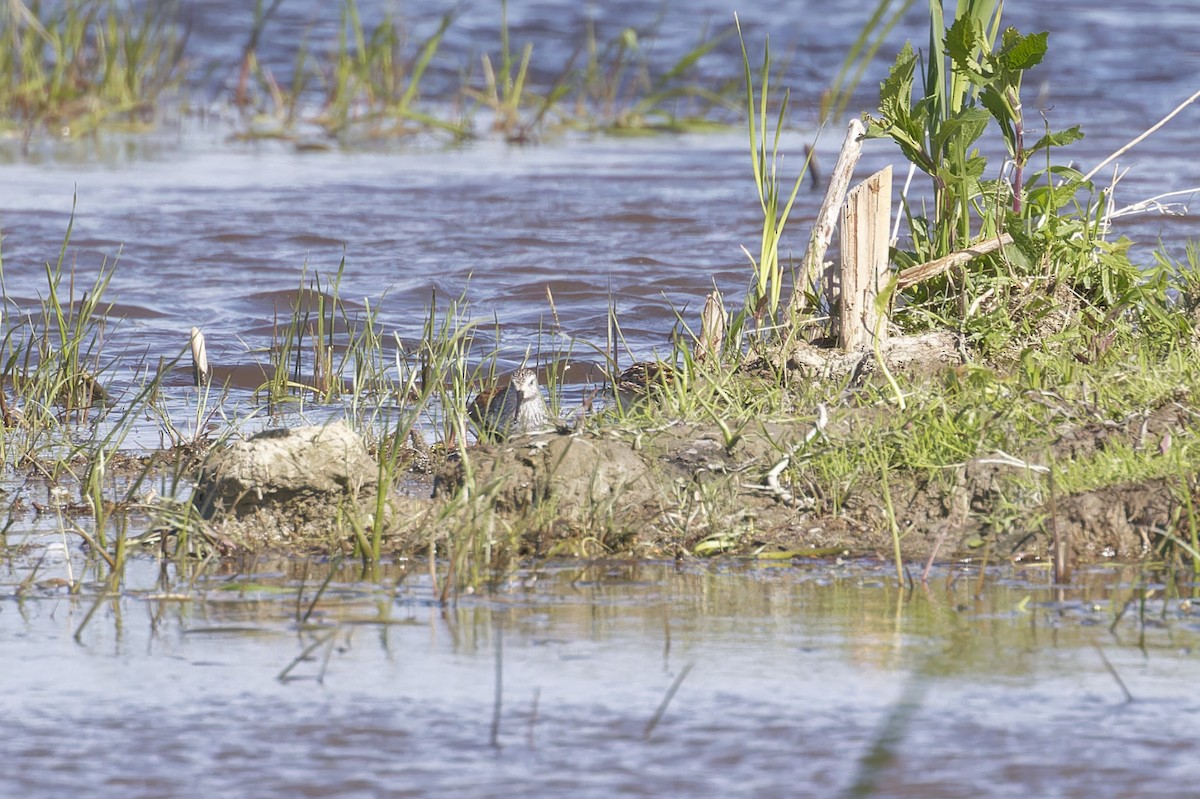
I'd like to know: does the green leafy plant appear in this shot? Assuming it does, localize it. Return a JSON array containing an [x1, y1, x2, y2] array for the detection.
[[862, 3, 1147, 355], [864, 2, 1052, 255]]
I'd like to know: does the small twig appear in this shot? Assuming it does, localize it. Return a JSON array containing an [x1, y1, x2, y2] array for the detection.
[[662, 614, 672, 672], [1083, 88, 1200, 183], [895, 233, 1013, 289], [316, 628, 339, 685], [526, 688, 540, 749], [1106, 187, 1200, 220], [73, 590, 116, 643], [277, 628, 338, 682], [752, 405, 828, 507], [1050, 463, 1070, 585], [921, 527, 949, 584], [301, 554, 343, 625], [490, 619, 504, 749], [975, 449, 1050, 473]]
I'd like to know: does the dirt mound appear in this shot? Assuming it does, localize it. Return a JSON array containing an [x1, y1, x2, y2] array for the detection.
[[433, 432, 663, 546]]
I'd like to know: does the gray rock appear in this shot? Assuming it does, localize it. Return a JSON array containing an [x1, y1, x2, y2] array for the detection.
[[193, 419, 380, 549]]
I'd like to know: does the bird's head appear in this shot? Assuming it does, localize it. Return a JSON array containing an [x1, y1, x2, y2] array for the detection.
[[510, 367, 541, 401]]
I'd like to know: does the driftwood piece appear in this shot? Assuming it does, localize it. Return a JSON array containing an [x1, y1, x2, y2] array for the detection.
[[895, 233, 1014, 289], [789, 118, 865, 314], [839, 166, 892, 352]]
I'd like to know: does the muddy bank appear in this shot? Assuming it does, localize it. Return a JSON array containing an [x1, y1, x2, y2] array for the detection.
[[419, 334, 1191, 565], [183, 333, 1198, 566], [428, 413, 1188, 565]]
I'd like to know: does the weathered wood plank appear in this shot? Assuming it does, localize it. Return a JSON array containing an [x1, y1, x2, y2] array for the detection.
[[838, 165, 892, 352]]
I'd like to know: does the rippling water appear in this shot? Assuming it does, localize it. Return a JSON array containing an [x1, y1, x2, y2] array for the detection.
[[1, 0, 1197, 404]]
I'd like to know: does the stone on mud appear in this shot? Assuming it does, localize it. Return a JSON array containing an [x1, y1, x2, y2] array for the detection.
[[193, 420, 380, 549]]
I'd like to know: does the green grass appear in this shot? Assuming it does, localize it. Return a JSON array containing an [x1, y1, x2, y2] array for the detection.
[[0, 0, 185, 137], [0, 196, 118, 459], [736, 17, 810, 336]]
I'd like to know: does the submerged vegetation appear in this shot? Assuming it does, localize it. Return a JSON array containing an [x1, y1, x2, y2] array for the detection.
[[0, 0, 743, 144], [0, 0, 186, 136], [1, 0, 1199, 603]]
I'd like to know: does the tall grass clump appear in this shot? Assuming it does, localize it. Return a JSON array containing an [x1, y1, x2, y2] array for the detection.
[[258, 259, 406, 411], [412, 290, 490, 448], [735, 18, 811, 345], [0, 200, 116, 449], [0, 0, 186, 136], [461, 0, 558, 143], [232, 0, 468, 142], [574, 20, 736, 133], [821, 0, 918, 125], [262, 263, 349, 407], [319, 1, 464, 139]]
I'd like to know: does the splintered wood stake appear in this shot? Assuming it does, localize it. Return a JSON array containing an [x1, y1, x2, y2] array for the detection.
[[790, 117, 865, 316], [838, 165, 892, 352], [189, 326, 210, 387]]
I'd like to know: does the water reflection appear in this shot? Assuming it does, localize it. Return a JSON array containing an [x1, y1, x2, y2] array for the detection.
[[3, 556, 1198, 797]]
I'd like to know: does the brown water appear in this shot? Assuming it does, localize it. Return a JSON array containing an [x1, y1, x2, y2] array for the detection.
[[3, 1, 1200, 795]]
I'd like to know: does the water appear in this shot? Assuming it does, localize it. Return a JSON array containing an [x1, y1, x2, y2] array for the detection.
[[4, 2, 1200, 795], [1, 1, 1196, 405], [3, 556, 1198, 798]]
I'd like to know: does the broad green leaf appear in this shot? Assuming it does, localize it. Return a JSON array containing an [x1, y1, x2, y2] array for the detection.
[[944, 14, 981, 72], [932, 107, 990, 155], [978, 87, 1016, 151], [878, 42, 917, 124], [1027, 125, 1085, 155], [1000, 29, 1048, 70]]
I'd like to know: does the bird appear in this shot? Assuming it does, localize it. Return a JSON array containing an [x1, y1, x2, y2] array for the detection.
[[612, 360, 676, 408], [469, 367, 554, 441]]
